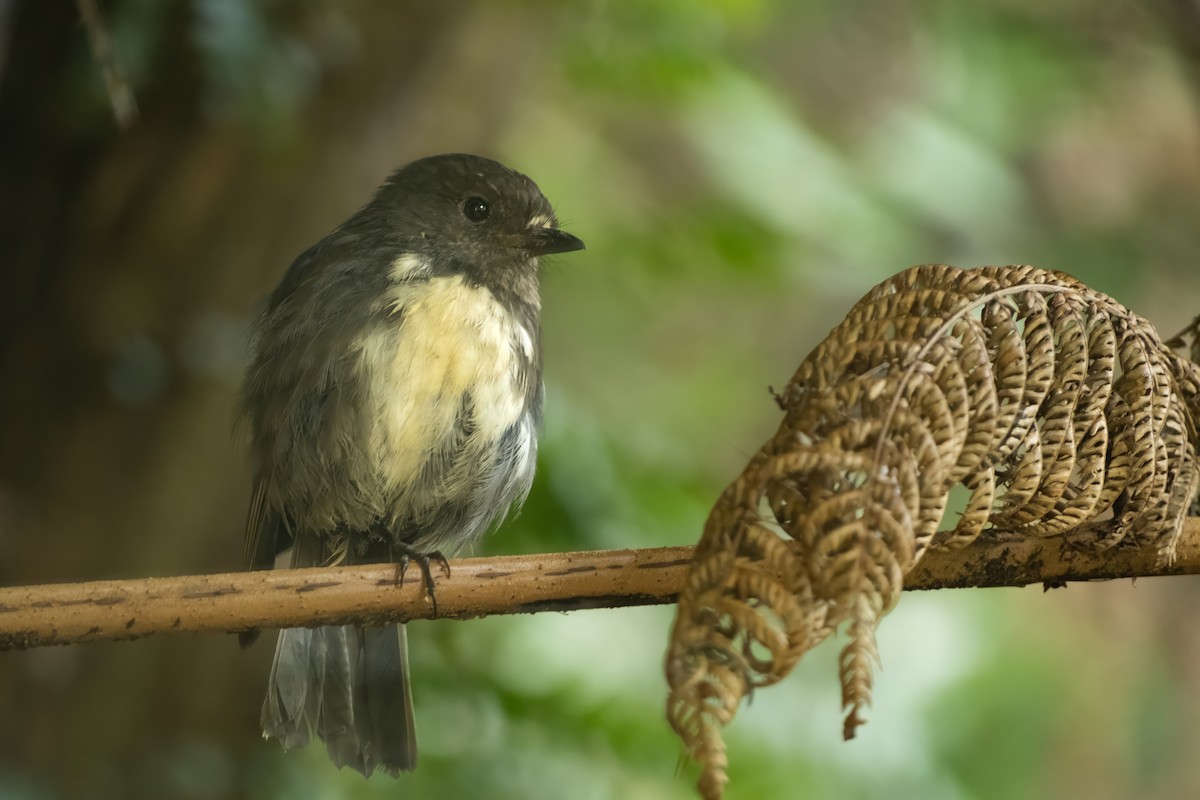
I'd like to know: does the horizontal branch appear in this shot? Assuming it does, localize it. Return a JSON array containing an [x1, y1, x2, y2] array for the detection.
[[2, 517, 1199, 650]]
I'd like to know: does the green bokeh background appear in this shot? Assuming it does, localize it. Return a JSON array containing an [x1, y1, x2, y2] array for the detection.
[[2, 2, 1200, 798]]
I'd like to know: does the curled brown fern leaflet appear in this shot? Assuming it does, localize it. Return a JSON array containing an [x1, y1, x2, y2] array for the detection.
[[665, 264, 1200, 799]]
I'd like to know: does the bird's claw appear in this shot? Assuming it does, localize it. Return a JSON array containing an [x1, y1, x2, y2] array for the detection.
[[392, 543, 451, 617]]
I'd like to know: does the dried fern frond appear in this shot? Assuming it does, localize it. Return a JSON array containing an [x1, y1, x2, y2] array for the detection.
[[1167, 314, 1200, 404], [666, 264, 1200, 799]]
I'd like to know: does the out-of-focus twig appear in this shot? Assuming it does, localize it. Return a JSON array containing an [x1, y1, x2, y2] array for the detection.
[[77, 0, 138, 128]]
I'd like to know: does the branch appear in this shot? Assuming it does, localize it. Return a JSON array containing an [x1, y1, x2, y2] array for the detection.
[[77, 0, 138, 128], [2, 517, 1199, 650]]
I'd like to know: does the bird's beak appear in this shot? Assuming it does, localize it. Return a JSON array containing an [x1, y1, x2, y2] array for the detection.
[[524, 226, 585, 256]]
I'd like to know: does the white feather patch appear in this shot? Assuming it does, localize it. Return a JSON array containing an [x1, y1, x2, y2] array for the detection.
[[357, 274, 531, 493], [527, 213, 554, 230], [389, 253, 431, 282]]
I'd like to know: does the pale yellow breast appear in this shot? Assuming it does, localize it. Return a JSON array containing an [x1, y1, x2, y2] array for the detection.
[[357, 273, 533, 495]]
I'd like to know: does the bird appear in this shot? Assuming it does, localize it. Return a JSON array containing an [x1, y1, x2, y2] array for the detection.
[[239, 153, 584, 775]]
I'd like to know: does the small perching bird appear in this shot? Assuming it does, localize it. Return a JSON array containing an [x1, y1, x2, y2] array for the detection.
[[240, 154, 585, 775]]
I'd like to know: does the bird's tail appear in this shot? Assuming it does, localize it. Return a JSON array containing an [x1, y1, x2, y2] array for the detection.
[[261, 622, 417, 775]]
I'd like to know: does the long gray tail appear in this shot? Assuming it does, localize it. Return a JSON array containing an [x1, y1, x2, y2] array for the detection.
[[261, 622, 417, 775]]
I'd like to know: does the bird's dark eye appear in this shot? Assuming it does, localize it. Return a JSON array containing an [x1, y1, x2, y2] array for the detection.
[[463, 196, 490, 223]]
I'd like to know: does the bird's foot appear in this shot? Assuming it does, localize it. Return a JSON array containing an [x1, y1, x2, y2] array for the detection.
[[390, 542, 451, 617]]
